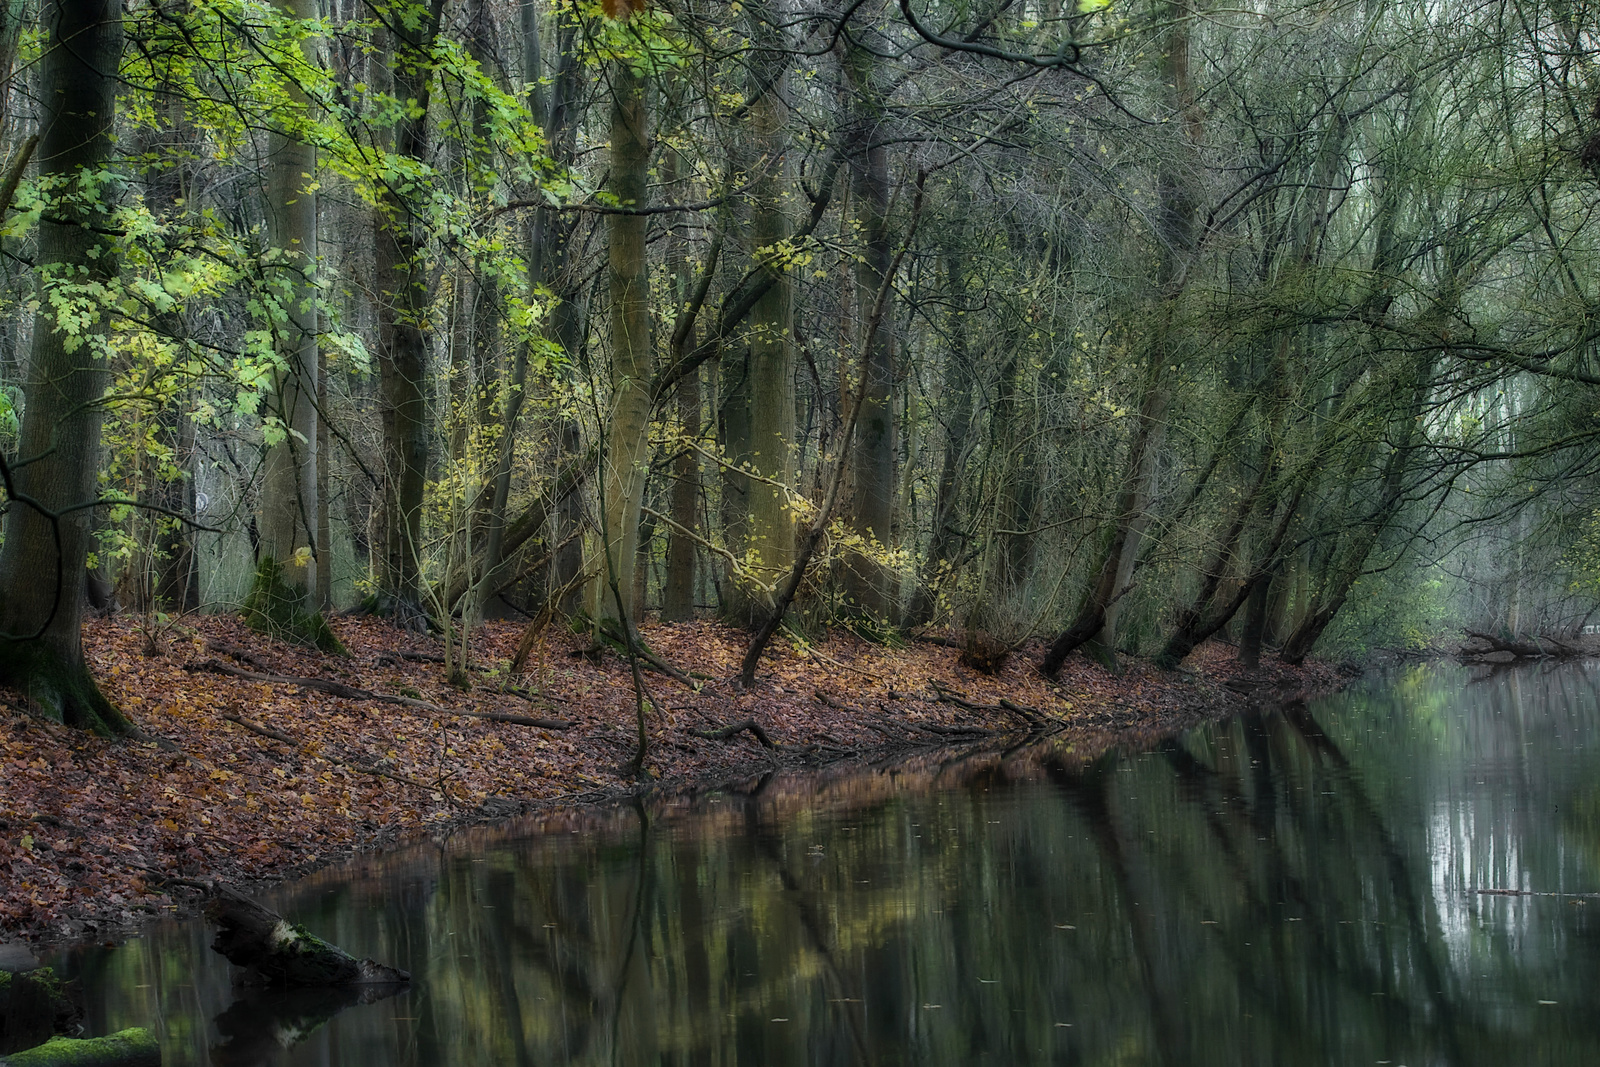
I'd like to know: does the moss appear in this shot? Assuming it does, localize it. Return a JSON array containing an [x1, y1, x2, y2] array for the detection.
[[5, 1028, 159, 1066], [0, 642, 130, 737], [243, 557, 345, 655]]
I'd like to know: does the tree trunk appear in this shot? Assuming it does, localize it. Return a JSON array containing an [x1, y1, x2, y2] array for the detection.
[[906, 239, 974, 626], [257, 0, 323, 618], [1237, 570, 1272, 668], [661, 143, 699, 621], [718, 343, 753, 622], [0, 0, 130, 735], [1040, 3, 1196, 675], [586, 59, 653, 628], [519, 5, 588, 617], [740, 0, 797, 623], [372, 2, 439, 618], [842, 87, 897, 623]]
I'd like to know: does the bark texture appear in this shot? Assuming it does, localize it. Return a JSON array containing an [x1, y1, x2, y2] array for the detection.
[[0, 0, 130, 734]]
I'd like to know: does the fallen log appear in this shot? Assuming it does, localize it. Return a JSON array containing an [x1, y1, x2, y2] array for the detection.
[[688, 718, 778, 749], [207, 885, 409, 987], [0, 1028, 159, 1067], [192, 661, 570, 728], [1459, 630, 1583, 660]]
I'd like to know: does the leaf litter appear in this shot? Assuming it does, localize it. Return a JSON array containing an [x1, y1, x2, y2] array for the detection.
[[0, 614, 1342, 944]]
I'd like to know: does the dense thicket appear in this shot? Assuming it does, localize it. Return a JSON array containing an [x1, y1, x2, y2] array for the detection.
[[4, 0, 1600, 726]]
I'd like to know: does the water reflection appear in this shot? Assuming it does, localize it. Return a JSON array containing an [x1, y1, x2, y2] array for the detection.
[[51, 662, 1600, 1064]]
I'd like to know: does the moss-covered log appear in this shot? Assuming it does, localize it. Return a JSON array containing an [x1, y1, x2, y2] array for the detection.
[[0, 1028, 159, 1067], [206, 886, 408, 987]]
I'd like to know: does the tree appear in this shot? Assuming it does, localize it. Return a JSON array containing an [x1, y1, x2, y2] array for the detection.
[[0, 0, 131, 733]]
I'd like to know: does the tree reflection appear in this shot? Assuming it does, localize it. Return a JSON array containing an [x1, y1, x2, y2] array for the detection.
[[59, 664, 1600, 1065]]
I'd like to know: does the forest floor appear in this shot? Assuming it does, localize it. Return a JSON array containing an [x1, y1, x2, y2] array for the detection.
[[0, 613, 1347, 946]]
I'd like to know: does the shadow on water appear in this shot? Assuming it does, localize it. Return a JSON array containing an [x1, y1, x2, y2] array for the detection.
[[209, 983, 404, 1067], [46, 661, 1600, 1065]]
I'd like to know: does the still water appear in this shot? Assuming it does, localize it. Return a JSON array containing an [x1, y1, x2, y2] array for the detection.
[[49, 662, 1600, 1065]]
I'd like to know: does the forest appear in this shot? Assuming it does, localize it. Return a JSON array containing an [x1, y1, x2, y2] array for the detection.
[[2, 0, 1600, 730], [11, 2, 1600, 1057]]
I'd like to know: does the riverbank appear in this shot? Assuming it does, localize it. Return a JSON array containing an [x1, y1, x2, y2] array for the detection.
[[0, 614, 1345, 946]]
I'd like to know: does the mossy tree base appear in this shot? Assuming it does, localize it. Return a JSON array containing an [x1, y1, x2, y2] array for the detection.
[[243, 558, 344, 654], [0, 643, 130, 738], [352, 592, 430, 633], [0, 968, 83, 1056], [0, 1028, 160, 1067]]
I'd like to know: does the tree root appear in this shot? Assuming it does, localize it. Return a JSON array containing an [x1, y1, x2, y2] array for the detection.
[[688, 718, 778, 748], [929, 679, 1051, 728], [595, 622, 697, 688], [189, 660, 571, 729], [220, 714, 449, 795]]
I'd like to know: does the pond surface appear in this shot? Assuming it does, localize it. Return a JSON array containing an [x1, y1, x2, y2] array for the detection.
[[47, 662, 1600, 1065]]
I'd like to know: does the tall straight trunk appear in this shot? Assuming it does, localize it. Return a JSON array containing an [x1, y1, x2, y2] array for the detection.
[[372, 1, 439, 615], [1040, 3, 1196, 674], [661, 142, 699, 621], [586, 60, 653, 626], [993, 349, 1038, 597], [153, 407, 199, 611], [135, 54, 199, 613], [1237, 568, 1273, 667], [907, 239, 974, 626], [0, 0, 129, 734], [719, 344, 753, 622], [663, 369, 700, 620], [316, 346, 333, 609], [258, 0, 321, 605], [516, 2, 587, 616], [842, 53, 897, 622], [741, 0, 797, 624]]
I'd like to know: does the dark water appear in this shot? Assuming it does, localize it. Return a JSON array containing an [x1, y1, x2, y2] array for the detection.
[[46, 662, 1600, 1065]]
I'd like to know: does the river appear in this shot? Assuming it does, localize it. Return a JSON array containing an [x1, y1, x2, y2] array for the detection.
[[44, 661, 1600, 1064]]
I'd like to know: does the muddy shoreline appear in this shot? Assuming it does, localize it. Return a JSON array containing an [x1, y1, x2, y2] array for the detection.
[[0, 615, 1351, 953]]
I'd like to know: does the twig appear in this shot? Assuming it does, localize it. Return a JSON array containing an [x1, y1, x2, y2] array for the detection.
[[222, 713, 296, 745], [220, 713, 452, 796], [915, 723, 995, 738], [815, 690, 868, 714], [191, 659, 569, 727]]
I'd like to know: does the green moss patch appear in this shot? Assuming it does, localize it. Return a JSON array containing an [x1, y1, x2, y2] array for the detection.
[[4, 1027, 160, 1066], [243, 557, 345, 654]]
